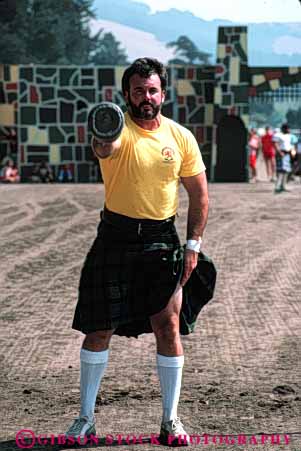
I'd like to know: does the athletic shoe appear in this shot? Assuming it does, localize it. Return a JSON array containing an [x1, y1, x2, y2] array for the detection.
[[159, 417, 189, 446], [65, 416, 96, 444]]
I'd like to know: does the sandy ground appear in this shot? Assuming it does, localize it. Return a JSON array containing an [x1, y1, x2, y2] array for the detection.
[[1, 169, 301, 450]]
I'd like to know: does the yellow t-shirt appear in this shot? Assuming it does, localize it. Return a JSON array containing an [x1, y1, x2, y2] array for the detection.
[[99, 112, 206, 219]]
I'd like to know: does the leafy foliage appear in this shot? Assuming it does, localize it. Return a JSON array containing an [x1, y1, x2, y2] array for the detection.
[[91, 31, 128, 65], [0, 0, 128, 65], [167, 35, 211, 65], [0, 0, 29, 64], [286, 107, 301, 129], [249, 102, 284, 128]]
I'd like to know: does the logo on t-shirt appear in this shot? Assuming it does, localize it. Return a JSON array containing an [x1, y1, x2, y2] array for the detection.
[[162, 147, 175, 162]]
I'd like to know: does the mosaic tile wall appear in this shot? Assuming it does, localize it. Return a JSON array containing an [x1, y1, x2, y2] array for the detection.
[[211, 26, 249, 178], [1, 26, 301, 182], [0, 65, 18, 166], [0, 63, 215, 181], [17, 65, 129, 182], [172, 65, 215, 177], [212, 27, 301, 178], [249, 66, 301, 98], [214, 27, 249, 126]]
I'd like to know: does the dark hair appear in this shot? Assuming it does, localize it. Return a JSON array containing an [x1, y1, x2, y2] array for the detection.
[[121, 57, 168, 96], [281, 123, 289, 134]]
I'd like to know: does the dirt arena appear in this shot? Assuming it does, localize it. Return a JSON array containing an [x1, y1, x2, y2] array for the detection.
[[1, 175, 301, 450]]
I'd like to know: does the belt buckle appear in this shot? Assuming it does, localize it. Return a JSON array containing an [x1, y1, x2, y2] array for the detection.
[[138, 222, 142, 235]]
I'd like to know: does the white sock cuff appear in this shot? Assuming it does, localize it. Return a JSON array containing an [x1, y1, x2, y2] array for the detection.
[[80, 348, 109, 364], [157, 354, 184, 368]]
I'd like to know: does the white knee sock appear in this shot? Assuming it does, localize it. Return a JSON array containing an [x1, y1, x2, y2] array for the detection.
[[157, 354, 184, 423], [79, 348, 109, 422]]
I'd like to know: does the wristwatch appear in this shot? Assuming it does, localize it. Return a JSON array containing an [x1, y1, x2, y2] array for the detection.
[[186, 238, 202, 253]]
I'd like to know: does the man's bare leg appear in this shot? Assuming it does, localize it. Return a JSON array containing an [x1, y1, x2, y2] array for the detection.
[[151, 283, 183, 356]]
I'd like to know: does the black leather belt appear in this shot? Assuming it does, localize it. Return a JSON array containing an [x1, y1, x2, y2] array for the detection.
[[101, 207, 175, 235]]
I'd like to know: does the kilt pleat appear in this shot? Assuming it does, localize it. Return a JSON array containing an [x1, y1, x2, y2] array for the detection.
[[72, 216, 183, 334]]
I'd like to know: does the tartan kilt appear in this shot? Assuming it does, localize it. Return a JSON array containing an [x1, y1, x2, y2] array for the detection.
[[72, 213, 183, 334]]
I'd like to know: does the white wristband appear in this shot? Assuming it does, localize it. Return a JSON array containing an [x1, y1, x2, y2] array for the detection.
[[186, 238, 202, 253]]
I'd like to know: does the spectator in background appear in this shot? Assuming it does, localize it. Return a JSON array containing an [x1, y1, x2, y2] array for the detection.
[[31, 164, 41, 183], [289, 131, 298, 181], [58, 164, 73, 183], [91, 161, 101, 183], [248, 128, 261, 183], [261, 126, 276, 182], [0, 126, 17, 154], [295, 130, 301, 180], [39, 162, 54, 183], [1, 159, 20, 183], [273, 123, 295, 193]]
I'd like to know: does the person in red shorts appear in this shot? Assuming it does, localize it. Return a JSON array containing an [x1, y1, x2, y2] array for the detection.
[[261, 126, 276, 181], [248, 128, 260, 183]]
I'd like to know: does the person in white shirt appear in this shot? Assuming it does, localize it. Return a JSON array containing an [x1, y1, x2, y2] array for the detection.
[[273, 123, 294, 193]]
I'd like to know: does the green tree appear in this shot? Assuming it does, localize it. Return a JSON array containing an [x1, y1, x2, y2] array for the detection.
[[28, 0, 98, 64], [249, 101, 284, 128], [167, 35, 211, 65], [90, 30, 128, 65], [0, 0, 29, 64], [286, 107, 301, 129], [0, 0, 99, 64], [62, 0, 98, 64]]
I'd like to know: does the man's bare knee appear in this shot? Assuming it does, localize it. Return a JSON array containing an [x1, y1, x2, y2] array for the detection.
[[153, 318, 180, 342], [153, 318, 182, 356], [83, 329, 114, 351]]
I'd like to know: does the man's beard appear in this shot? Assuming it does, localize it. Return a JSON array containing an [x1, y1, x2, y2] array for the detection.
[[127, 97, 161, 120]]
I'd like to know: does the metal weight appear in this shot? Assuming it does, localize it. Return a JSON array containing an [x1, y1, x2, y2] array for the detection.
[[88, 102, 124, 142]]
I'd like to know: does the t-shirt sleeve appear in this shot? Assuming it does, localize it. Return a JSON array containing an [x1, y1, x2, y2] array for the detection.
[[180, 131, 206, 177]]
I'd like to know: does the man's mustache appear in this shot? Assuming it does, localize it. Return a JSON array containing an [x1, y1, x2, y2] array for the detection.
[[139, 101, 154, 108]]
